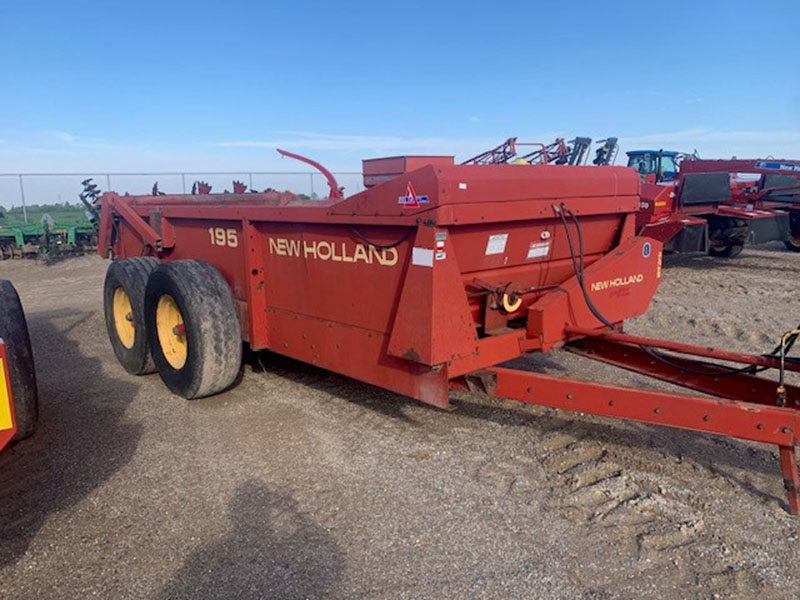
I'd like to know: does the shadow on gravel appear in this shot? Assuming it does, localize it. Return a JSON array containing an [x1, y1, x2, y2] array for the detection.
[[0, 308, 141, 566], [452, 396, 787, 498], [247, 348, 419, 424], [247, 347, 785, 506], [157, 480, 344, 600], [663, 248, 799, 273]]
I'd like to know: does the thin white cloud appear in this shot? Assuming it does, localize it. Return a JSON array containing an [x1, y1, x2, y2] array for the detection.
[[623, 128, 800, 145], [469, 116, 480, 123], [215, 133, 459, 153], [43, 129, 78, 142], [617, 128, 800, 161], [214, 130, 614, 165]]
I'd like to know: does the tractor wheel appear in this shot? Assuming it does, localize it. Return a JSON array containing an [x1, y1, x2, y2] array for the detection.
[[104, 257, 160, 375], [709, 243, 744, 258], [144, 260, 242, 399], [784, 235, 800, 252], [0, 280, 38, 440], [707, 216, 748, 258]]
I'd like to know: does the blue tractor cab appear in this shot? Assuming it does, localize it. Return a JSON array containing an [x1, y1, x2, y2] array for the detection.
[[627, 150, 680, 182]]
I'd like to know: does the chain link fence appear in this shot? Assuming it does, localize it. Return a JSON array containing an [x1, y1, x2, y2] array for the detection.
[[0, 171, 364, 222]]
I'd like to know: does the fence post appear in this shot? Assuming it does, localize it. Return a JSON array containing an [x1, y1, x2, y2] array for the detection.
[[309, 173, 315, 197], [181, 173, 186, 194], [105, 174, 111, 191], [17, 175, 28, 223]]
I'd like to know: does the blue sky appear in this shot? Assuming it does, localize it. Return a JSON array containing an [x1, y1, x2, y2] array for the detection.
[[1, 0, 799, 203]]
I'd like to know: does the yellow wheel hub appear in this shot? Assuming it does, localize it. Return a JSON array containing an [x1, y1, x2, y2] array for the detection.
[[788, 236, 800, 248], [156, 294, 187, 369], [112, 287, 135, 349]]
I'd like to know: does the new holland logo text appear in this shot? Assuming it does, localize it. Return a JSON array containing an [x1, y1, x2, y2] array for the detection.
[[590, 273, 644, 292], [269, 237, 398, 266]]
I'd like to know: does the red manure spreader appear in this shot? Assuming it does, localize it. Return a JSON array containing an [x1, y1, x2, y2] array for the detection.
[[97, 151, 800, 513]]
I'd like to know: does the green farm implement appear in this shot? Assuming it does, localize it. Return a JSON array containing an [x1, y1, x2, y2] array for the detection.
[[0, 210, 97, 260]]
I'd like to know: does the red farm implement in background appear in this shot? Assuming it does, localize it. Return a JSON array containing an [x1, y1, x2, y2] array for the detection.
[[628, 150, 799, 257], [97, 149, 800, 514], [461, 136, 618, 167], [680, 157, 800, 251]]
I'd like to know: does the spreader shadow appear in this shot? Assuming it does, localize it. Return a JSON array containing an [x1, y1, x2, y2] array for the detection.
[[0, 308, 142, 567], [245, 346, 789, 510], [156, 479, 344, 600], [245, 347, 421, 425]]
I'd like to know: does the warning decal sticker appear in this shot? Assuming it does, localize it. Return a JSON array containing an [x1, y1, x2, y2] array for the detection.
[[485, 233, 508, 256], [527, 241, 550, 259]]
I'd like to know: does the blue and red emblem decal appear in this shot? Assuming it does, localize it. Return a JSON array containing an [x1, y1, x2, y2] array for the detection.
[[398, 182, 429, 208]]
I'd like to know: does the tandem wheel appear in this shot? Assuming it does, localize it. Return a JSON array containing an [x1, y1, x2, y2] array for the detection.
[[103, 257, 161, 375], [144, 260, 242, 399]]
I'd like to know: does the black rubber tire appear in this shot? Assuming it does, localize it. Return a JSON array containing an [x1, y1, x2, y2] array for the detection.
[[784, 237, 800, 253], [0, 280, 38, 440], [103, 257, 160, 375], [708, 243, 744, 258], [144, 260, 242, 399]]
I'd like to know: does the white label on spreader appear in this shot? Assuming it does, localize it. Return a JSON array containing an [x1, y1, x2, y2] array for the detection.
[[485, 233, 508, 256], [412, 247, 434, 267], [527, 241, 550, 259], [458, 182, 468, 190], [435, 250, 446, 261]]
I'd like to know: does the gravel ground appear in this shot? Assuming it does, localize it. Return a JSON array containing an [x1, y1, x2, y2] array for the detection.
[[0, 245, 799, 599]]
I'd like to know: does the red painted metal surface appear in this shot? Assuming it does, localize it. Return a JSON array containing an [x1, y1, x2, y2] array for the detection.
[[490, 366, 800, 447], [565, 326, 800, 374], [780, 446, 800, 514], [566, 337, 800, 406], [633, 156, 797, 249], [277, 148, 344, 199], [98, 161, 645, 407], [680, 158, 800, 176], [99, 153, 800, 513], [363, 156, 455, 188]]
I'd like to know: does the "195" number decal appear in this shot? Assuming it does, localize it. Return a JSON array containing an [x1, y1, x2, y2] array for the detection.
[[208, 227, 239, 248]]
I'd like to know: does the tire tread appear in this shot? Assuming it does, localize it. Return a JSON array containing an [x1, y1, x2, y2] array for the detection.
[[0, 280, 38, 440]]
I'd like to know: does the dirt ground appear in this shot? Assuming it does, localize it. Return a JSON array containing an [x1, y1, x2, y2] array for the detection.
[[0, 244, 799, 599]]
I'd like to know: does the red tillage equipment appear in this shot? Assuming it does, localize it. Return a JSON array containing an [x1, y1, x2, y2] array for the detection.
[[97, 153, 800, 513]]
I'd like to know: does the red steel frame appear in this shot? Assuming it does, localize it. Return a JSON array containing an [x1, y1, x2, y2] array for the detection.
[[97, 158, 800, 514]]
